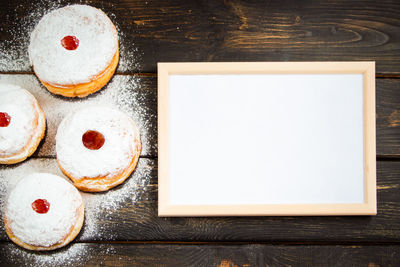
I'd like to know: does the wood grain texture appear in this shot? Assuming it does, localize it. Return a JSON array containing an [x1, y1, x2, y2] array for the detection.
[[1, 0, 400, 74], [376, 79, 400, 157], [1, 0, 400, 265], [0, 74, 157, 158], [0, 74, 399, 157], [0, 242, 399, 267], [1, 159, 400, 242]]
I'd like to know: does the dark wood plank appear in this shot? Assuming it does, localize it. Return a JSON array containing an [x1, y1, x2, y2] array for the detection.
[[0, 74, 157, 158], [1, 74, 400, 157], [0, 242, 399, 266], [1, 0, 400, 75], [1, 159, 400, 242], [376, 79, 400, 157]]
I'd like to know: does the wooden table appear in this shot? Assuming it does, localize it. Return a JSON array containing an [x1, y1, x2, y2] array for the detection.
[[1, 0, 399, 266]]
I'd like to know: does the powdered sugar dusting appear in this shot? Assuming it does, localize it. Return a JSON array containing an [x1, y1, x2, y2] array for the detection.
[[0, 158, 153, 241], [0, 1, 142, 73], [0, 1, 150, 263], [95, 75, 157, 156], [0, 74, 155, 245], [115, 23, 142, 72], [0, 0, 64, 72], [0, 243, 116, 267], [0, 74, 156, 157], [81, 158, 153, 239]]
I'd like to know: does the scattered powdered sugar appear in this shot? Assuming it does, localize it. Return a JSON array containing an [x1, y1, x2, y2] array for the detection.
[[0, 1, 150, 264], [0, 243, 116, 267], [81, 158, 154, 239], [0, 0, 142, 73], [115, 23, 142, 72], [0, 74, 157, 157], [0, 157, 153, 245], [94, 75, 157, 156], [0, 0, 64, 72]]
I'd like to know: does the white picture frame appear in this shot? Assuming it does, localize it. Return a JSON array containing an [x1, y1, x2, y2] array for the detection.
[[158, 62, 376, 216]]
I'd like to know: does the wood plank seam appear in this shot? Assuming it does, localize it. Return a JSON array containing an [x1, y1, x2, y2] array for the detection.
[[2, 240, 400, 246], [1, 72, 400, 78]]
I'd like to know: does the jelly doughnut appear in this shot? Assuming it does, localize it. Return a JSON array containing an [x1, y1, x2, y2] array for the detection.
[[0, 84, 46, 164], [28, 5, 119, 97], [56, 106, 141, 192], [4, 173, 84, 250]]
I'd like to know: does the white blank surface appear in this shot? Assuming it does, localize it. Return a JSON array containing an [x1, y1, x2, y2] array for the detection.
[[169, 74, 364, 205]]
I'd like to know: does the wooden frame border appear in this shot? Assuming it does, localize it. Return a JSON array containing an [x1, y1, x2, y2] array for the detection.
[[158, 62, 376, 216]]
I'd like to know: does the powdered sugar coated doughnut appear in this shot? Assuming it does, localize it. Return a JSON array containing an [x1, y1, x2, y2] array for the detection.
[[0, 84, 46, 164], [28, 5, 118, 86], [4, 173, 83, 249], [56, 106, 141, 192]]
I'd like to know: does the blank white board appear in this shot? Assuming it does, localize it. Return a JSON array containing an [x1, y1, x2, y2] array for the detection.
[[169, 73, 364, 204], [158, 62, 376, 216]]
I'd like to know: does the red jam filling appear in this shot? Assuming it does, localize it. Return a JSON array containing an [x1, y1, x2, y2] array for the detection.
[[82, 130, 105, 150], [61, 35, 79, 50], [0, 112, 11, 127], [32, 199, 50, 214]]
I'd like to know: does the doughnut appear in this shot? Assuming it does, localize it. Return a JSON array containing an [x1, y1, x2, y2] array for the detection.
[[4, 173, 84, 251], [0, 84, 46, 164], [28, 5, 119, 98], [56, 106, 141, 192]]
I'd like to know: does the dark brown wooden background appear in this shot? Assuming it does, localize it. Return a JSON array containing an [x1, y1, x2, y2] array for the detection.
[[1, 0, 400, 266]]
